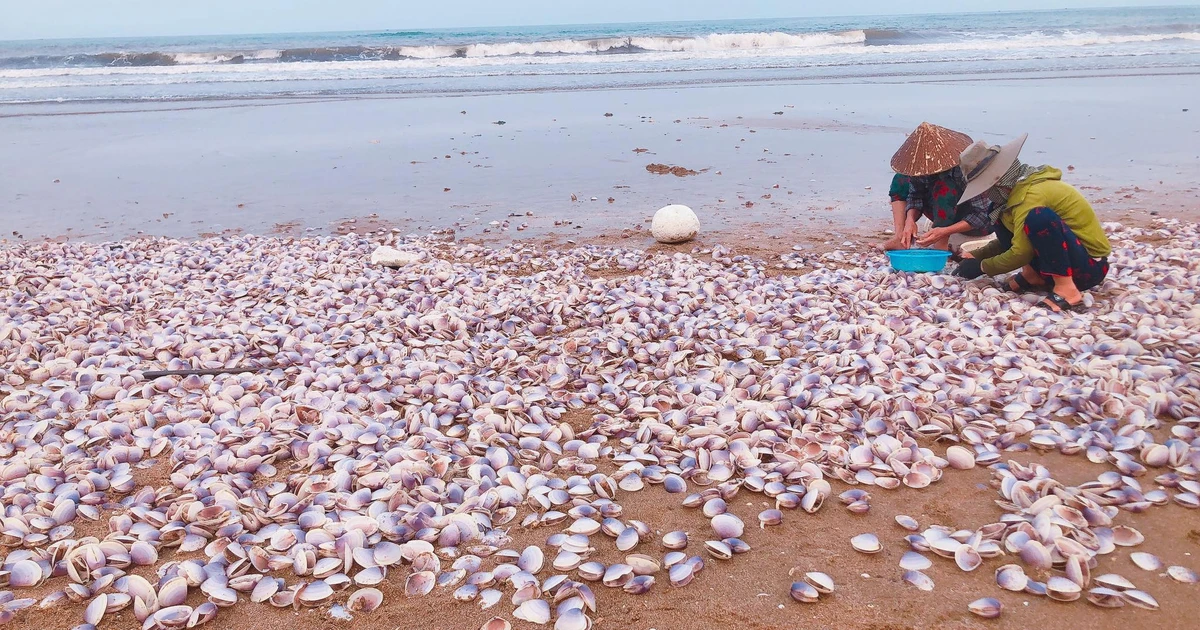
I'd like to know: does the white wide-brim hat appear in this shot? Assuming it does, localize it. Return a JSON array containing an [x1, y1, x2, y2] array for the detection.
[[959, 133, 1029, 202]]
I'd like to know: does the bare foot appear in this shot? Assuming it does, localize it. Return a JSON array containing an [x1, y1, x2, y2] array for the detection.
[[877, 237, 903, 252]]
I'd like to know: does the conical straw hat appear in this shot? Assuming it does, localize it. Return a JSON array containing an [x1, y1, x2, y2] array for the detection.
[[890, 122, 974, 177]]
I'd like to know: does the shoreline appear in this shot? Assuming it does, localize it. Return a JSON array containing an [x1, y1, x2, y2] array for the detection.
[[2, 72, 1198, 245], [5, 67, 1200, 113]]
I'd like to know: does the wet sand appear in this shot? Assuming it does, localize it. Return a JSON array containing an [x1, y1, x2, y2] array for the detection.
[[2, 73, 1198, 243]]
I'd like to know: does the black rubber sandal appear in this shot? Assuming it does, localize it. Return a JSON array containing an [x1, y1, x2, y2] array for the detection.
[[1040, 292, 1087, 313], [1007, 274, 1039, 293]]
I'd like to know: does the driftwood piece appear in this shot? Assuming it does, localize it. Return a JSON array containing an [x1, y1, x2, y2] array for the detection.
[[141, 366, 277, 379]]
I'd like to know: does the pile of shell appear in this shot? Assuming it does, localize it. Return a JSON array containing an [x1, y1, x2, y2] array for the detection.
[[0, 219, 1197, 628]]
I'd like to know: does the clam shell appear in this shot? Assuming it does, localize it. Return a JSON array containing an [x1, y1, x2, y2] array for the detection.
[[518, 546, 545, 574], [723, 538, 751, 554], [850, 534, 881, 554], [668, 564, 694, 587], [1122, 589, 1159, 610], [626, 554, 661, 576], [710, 514, 744, 539], [1065, 555, 1090, 589], [153, 605, 194, 626], [1167, 565, 1198, 584], [1046, 576, 1082, 602], [373, 542, 404, 567], [1094, 573, 1136, 590], [703, 499, 728, 519], [602, 564, 633, 588], [158, 576, 189, 607], [1018, 540, 1052, 569], [298, 580, 333, 605], [663, 475, 687, 494], [555, 608, 592, 630], [454, 584, 479, 602], [514, 599, 551, 625], [995, 565, 1028, 592], [804, 572, 835, 594], [346, 588, 383, 613], [512, 583, 542, 606], [903, 570, 934, 592], [1086, 587, 1126, 608], [1111, 526, 1144, 547], [616, 528, 640, 552], [662, 531, 688, 550], [1130, 552, 1163, 572], [899, 552, 932, 571], [945, 446, 976, 470], [9, 561, 43, 588], [704, 540, 732, 560], [480, 618, 512, 630], [83, 595, 107, 625], [577, 562, 606, 581], [967, 597, 1001, 618], [567, 518, 602, 536], [479, 588, 504, 610], [1118, 590, 1156, 609], [404, 571, 435, 597], [955, 546, 982, 572], [789, 581, 820, 603], [623, 575, 654, 595], [553, 551, 583, 572], [189, 601, 218, 627]]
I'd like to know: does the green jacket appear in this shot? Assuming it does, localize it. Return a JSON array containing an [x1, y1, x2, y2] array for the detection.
[[974, 167, 1112, 275]]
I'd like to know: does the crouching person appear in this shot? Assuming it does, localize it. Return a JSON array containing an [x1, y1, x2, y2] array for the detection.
[[952, 134, 1112, 313]]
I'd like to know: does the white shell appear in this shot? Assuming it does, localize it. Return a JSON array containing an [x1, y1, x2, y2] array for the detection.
[[850, 533, 882, 554], [945, 446, 976, 470]]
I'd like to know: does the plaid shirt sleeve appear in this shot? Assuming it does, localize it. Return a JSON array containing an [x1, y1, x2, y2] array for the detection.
[[959, 197, 994, 231], [906, 177, 928, 213]]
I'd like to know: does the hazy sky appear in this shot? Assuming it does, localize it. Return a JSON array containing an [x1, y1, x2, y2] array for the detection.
[[2, 1, 1195, 40]]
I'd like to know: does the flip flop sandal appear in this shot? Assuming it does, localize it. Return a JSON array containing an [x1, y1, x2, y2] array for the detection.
[[1040, 292, 1087, 313], [1006, 274, 1039, 293]]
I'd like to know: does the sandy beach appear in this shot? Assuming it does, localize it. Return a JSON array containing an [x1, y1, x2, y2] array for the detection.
[[1, 219, 1199, 630], [4, 12, 1200, 630]]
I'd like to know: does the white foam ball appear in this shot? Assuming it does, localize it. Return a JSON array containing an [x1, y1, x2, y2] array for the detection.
[[370, 246, 420, 267], [651, 204, 699, 244]]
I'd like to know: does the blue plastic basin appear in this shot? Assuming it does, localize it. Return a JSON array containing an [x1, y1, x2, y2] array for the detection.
[[886, 249, 952, 273]]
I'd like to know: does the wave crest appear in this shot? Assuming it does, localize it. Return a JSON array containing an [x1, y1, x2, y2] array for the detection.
[[1, 27, 1198, 74]]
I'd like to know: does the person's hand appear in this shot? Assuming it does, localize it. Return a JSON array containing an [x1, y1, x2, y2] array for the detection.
[[901, 218, 917, 249], [953, 258, 984, 279], [959, 250, 975, 259], [916, 227, 950, 247]]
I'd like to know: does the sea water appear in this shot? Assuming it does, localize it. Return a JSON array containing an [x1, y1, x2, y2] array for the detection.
[[1, 6, 1198, 104]]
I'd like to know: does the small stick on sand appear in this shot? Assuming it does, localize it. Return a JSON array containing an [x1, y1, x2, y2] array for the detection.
[[141, 366, 278, 379]]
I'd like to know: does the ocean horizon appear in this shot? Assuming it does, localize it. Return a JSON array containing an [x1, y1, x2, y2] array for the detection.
[[1, 5, 1198, 104]]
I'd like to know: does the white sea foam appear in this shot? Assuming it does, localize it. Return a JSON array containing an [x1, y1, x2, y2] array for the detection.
[[171, 49, 282, 64], [1, 29, 1197, 96]]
